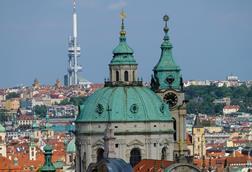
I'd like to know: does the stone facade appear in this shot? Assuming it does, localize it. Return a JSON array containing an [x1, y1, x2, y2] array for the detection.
[[75, 14, 184, 172], [192, 123, 206, 158], [76, 122, 174, 171], [110, 65, 137, 82]]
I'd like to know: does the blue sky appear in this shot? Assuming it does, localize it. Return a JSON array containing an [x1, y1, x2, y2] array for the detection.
[[0, 0, 251, 88]]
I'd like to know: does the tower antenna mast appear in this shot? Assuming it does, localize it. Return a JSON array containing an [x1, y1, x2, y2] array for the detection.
[[66, 0, 82, 86]]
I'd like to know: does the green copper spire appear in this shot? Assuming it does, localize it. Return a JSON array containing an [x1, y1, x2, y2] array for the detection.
[[40, 144, 56, 172], [151, 15, 183, 91], [111, 10, 136, 65], [154, 15, 180, 71]]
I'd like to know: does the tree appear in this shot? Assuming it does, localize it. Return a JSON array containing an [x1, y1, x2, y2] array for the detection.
[[33, 105, 47, 118], [69, 96, 87, 106], [185, 85, 251, 115], [6, 92, 20, 99], [57, 98, 70, 105], [57, 96, 87, 106]]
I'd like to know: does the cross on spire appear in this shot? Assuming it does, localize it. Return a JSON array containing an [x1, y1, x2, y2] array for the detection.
[[163, 14, 169, 35], [120, 9, 127, 36], [106, 105, 112, 122]]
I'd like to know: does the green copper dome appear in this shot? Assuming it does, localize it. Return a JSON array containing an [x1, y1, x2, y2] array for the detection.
[[112, 35, 134, 55], [111, 36, 137, 65], [66, 137, 76, 153], [0, 123, 5, 132], [76, 86, 172, 122]]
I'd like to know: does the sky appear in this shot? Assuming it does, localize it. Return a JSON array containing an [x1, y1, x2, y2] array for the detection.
[[0, 0, 252, 88]]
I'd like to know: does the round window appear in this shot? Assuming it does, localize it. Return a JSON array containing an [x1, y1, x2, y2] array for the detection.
[[130, 104, 139, 113], [96, 104, 104, 114]]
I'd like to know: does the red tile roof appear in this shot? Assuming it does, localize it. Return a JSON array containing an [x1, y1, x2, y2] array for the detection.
[[133, 159, 174, 172], [17, 114, 34, 120], [4, 139, 67, 171], [223, 105, 240, 110]]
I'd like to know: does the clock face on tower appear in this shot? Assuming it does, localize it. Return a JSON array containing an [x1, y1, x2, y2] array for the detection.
[[163, 92, 178, 108]]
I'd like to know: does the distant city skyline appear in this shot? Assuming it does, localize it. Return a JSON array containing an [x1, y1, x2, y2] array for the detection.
[[0, 0, 252, 88]]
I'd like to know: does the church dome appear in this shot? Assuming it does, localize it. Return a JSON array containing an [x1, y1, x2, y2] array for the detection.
[[110, 33, 137, 66], [76, 86, 172, 122], [112, 39, 134, 55]]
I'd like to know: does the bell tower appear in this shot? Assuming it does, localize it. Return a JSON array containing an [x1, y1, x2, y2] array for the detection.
[[151, 15, 189, 158]]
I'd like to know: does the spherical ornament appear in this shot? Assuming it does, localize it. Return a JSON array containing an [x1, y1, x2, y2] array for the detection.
[[163, 15, 169, 22]]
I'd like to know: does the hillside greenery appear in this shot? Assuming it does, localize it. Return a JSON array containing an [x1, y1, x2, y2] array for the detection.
[[185, 85, 252, 115], [57, 96, 87, 106], [6, 92, 20, 100]]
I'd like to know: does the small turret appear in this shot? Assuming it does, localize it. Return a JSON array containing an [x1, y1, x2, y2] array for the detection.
[[193, 114, 203, 128], [40, 144, 56, 172], [54, 79, 62, 89], [192, 114, 206, 158], [32, 78, 40, 89], [29, 133, 37, 160]]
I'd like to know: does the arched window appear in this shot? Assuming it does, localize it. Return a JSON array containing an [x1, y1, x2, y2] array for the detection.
[[116, 71, 119, 81], [133, 71, 135, 81], [83, 152, 86, 170], [124, 71, 129, 81], [161, 147, 167, 160], [97, 148, 104, 162], [130, 148, 141, 167], [173, 117, 177, 141], [69, 154, 73, 162]]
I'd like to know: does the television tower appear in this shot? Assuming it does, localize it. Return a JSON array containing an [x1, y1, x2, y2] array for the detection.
[[65, 0, 82, 86]]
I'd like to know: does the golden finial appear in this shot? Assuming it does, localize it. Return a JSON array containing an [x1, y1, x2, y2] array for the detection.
[[120, 9, 126, 20], [120, 9, 126, 36], [163, 14, 169, 34]]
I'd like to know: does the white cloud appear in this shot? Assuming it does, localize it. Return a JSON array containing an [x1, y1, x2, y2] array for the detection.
[[108, 1, 127, 10]]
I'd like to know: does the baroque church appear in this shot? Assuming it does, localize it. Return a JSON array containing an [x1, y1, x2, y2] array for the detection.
[[75, 12, 194, 172]]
